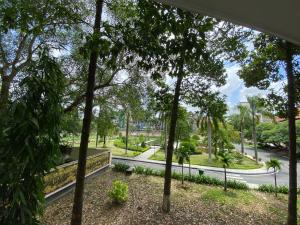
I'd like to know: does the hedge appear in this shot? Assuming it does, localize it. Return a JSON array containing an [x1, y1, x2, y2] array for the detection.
[[119, 164, 249, 190], [114, 139, 150, 152]]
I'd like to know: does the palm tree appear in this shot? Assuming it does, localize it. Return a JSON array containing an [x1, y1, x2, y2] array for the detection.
[[237, 104, 250, 154], [174, 145, 190, 185], [247, 96, 260, 162], [266, 158, 282, 197], [218, 150, 233, 191], [197, 111, 225, 163]]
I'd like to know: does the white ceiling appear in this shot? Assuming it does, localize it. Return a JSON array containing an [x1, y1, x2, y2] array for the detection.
[[156, 0, 300, 46]]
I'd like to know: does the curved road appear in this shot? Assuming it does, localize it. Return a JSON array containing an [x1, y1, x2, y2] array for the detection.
[[112, 145, 299, 187]]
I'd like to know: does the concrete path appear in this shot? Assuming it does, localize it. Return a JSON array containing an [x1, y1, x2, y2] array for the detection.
[[134, 146, 161, 160]]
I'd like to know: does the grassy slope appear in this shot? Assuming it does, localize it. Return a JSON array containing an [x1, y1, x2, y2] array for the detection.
[[150, 149, 262, 169]]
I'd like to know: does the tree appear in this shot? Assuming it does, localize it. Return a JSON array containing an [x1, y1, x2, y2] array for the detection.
[[0, 51, 65, 225], [237, 104, 251, 154], [266, 158, 282, 197], [109, 0, 243, 212], [174, 145, 190, 185], [96, 104, 116, 147], [0, 0, 83, 112], [70, 1, 104, 224], [247, 96, 262, 162], [238, 34, 300, 224], [218, 150, 233, 191], [193, 94, 227, 162]]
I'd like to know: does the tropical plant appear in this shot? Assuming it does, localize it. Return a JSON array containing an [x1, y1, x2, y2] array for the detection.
[[174, 146, 191, 185], [266, 158, 282, 197], [195, 94, 227, 162], [218, 150, 233, 191], [237, 104, 251, 154], [108, 180, 128, 204], [0, 51, 65, 225]]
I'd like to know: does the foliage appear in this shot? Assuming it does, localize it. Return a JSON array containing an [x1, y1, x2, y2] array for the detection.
[[218, 150, 234, 168], [0, 51, 65, 225], [108, 180, 128, 204], [127, 164, 249, 190], [258, 184, 291, 194], [113, 139, 149, 152], [192, 134, 200, 140], [266, 158, 282, 171], [113, 163, 130, 172]]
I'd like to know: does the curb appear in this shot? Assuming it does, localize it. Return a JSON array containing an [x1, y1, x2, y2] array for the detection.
[[112, 156, 275, 175]]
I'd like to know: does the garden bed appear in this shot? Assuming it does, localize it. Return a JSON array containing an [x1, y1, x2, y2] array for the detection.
[[42, 169, 293, 225]]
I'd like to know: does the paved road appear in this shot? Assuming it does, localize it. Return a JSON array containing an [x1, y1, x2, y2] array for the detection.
[[235, 144, 300, 186], [112, 145, 299, 187]]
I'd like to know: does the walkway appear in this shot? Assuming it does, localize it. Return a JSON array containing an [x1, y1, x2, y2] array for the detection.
[[134, 145, 161, 160]]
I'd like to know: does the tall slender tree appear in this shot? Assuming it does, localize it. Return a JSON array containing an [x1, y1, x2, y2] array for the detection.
[[70, 1, 104, 224], [238, 34, 300, 225], [237, 104, 250, 154]]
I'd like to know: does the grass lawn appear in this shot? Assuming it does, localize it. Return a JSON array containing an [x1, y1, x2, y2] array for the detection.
[[43, 169, 296, 225], [63, 134, 143, 157], [149, 149, 262, 170]]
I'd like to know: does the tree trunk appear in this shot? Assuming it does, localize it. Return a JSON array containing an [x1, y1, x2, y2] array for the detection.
[[95, 131, 98, 148], [125, 111, 130, 154], [164, 113, 168, 158], [181, 163, 184, 185], [70, 1, 103, 225], [252, 109, 258, 162], [0, 76, 10, 114], [207, 117, 212, 163], [274, 168, 277, 197], [72, 134, 75, 147], [285, 41, 297, 225], [103, 135, 106, 146], [162, 73, 183, 213], [240, 121, 244, 154], [224, 167, 227, 191], [188, 159, 191, 177]]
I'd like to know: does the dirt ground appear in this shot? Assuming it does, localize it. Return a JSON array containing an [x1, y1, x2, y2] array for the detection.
[[42, 169, 291, 225]]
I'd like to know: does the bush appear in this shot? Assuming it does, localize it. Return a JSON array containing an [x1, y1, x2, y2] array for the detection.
[[113, 163, 130, 172], [114, 139, 149, 152], [141, 141, 146, 148], [134, 166, 145, 174], [192, 134, 200, 140], [117, 165, 249, 190], [258, 184, 290, 194], [108, 180, 128, 204], [227, 180, 249, 190]]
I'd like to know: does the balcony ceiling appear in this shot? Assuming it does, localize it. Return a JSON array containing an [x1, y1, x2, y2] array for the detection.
[[156, 0, 300, 46]]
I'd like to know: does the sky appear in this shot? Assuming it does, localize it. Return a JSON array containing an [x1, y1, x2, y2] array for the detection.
[[219, 63, 287, 114]]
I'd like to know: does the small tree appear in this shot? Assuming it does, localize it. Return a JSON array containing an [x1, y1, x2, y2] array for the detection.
[[174, 146, 190, 185], [266, 158, 282, 197], [218, 150, 233, 191]]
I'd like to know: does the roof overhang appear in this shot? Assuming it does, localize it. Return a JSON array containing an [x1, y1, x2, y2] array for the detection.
[[156, 0, 300, 46]]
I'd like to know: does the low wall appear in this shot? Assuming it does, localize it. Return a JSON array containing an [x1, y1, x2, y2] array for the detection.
[[44, 150, 111, 194]]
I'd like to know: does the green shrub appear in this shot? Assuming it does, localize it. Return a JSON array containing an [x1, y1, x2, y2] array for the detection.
[[258, 184, 290, 194], [192, 134, 200, 140], [141, 141, 146, 148], [108, 180, 128, 204], [114, 139, 149, 152], [227, 180, 249, 190], [113, 163, 130, 172], [144, 167, 154, 175], [134, 166, 145, 174]]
